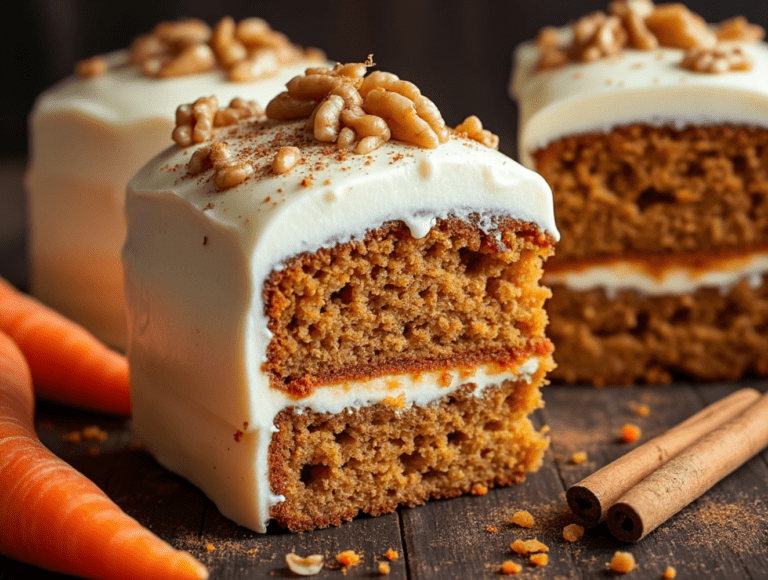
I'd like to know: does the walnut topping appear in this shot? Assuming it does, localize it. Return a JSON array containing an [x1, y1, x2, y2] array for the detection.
[[187, 140, 253, 190], [272, 146, 302, 174], [681, 45, 753, 73], [535, 1, 760, 71], [454, 116, 500, 150], [72, 16, 322, 80], [265, 62, 471, 154], [173, 96, 263, 147], [644, 3, 716, 49], [75, 56, 108, 78], [285, 553, 324, 576], [716, 16, 766, 43]]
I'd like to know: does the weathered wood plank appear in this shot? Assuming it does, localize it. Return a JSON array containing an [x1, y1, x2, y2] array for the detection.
[[197, 510, 405, 579]]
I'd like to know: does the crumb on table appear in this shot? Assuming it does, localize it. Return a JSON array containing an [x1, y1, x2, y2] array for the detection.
[[511, 510, 534, 528], [500, 560, 523, 575], [621, 423, 641, 443], [609, 551, 637, 573], [563, 523, 585, 542]]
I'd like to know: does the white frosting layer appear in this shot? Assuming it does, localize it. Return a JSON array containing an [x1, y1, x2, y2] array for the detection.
[[511, 35, 768, 168], [544, 252, 768, 297], [26, 49, 322, 348], [123, 120, 557, 532]]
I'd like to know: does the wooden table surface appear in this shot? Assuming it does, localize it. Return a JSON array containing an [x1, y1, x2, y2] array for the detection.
[[1, 158, 767, 579]]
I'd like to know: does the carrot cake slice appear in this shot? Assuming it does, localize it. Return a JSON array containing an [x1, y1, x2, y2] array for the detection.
[[123, 62, 559, 532], [511, 1, 768, 384], [25, 17, 325, 349]]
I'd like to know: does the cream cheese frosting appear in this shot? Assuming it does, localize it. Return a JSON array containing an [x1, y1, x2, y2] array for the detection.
[[26, 49, 323, 349], [122, 119, 558, 532], [511, 34, 768, 168], [543, 252, 768, 298]]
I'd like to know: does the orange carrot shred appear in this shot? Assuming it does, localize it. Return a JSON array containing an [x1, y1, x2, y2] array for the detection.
[[0, 330, 207, 579], [0, 277, 130, 415]]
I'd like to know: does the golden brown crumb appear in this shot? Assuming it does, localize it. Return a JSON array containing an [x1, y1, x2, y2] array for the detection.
[[471, 483, 489, 496], [511, 510, 534, 528], [609, 551, 637, 573], [285, 553, 324, 576], [571, 451, 588, 464], [384, 549, 398, 561], [563, 523, 585, 542], [336, 550, 361, 568], [510, 539, 548, 555], [500, 560, 523, 575], [529, 553, 548, 567], [487, 525, 499, 533], [663, 565, 677, 579], [378, 562, 391, 575], [205, 544, 216, 552], [63, 431, 82, 444], [539, 424, 551, 435], [621, 423, 642, 443], [81, 425, 108, 442], [633, 403, 651, 417]]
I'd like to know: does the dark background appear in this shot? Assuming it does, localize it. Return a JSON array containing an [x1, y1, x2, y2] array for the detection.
[[5, 0, 767, 161]]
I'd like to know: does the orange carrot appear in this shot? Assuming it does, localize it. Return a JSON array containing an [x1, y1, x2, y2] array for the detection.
[[0, 329, 208, 580], [0, 277, 129, 415]]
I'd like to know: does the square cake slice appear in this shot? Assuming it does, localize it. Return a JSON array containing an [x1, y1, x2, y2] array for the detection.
[[511, 1, 768, 384], [123, 63, 559, 532]]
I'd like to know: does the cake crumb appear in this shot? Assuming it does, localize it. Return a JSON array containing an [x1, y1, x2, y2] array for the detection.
[[471, 483, 489, 496], [378, 562, 391, 575], [81, 425, 108, 442], [205, 544, 216, 552], [336, 550, 360, 568], [540, 424, 550, 435], [510, 539, 548, 555], [529, 553, 548, 567], [609, 551, 636, 573], [500, 560, 522, 575], [487, 525, 498, 533], [563, 523, 585, 542], [384, 548, 398, 560], [663, 566, 676, 579], [621, 424, 642, 443], [633, 403, 651, 417], [511, 510, 534, 528], [286, 553, 324, 576], [63, 431, 83, 444], [571, 450, 588, 464]]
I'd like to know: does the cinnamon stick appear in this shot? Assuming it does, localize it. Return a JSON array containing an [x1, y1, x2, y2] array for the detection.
[[566, 388, 760, 527], [607, 390, 768, 542]]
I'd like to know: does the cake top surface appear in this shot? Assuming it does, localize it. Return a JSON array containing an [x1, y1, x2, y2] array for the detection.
[[32, 17, 325, 124], [129, 62, 559, 268], [511, 1, 768, 166]]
